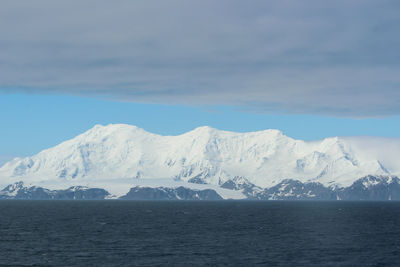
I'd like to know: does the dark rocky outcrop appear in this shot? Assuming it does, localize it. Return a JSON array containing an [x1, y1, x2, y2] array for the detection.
[[0, 182, 110, 200], [220, 176, 263, 199], [262, 179, 337, 200], [337, 176, 400, 200], [2, 175, 400, 200], [221, 175, 400, 200], [120, 186, 222, 200]]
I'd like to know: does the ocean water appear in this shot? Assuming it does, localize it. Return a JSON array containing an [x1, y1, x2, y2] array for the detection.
[[0, 201, 399, 266]]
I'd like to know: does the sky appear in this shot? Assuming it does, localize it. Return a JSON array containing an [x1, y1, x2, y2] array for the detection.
[[1, 0, 400, 162]]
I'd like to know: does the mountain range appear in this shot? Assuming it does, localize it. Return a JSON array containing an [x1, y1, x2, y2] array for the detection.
[[1, 124, 399, 200]]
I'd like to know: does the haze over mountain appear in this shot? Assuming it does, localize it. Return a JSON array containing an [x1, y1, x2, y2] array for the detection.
[[1, 124, 399, 199]]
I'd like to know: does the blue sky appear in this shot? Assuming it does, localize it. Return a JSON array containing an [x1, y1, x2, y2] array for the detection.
[[1, 1, 400, 162], [1, 93, 400, 159]]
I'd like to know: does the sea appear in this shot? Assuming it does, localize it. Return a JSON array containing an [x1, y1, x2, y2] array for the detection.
[[0, 201, 399, 266]]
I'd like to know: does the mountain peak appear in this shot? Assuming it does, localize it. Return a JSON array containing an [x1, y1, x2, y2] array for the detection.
[[194, 125, 215, 131], [188, 126, 218, 134], [81, 123, 150, 138], [1, 123, 400, 189], [89, 123, 143, 132], [187, 126, 285, 137]]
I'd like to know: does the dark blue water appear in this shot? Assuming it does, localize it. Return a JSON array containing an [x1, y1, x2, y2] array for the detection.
[[0, 201, 399, 266]]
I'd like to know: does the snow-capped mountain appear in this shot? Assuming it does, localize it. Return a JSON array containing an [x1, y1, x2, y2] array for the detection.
[[0, 124, 399, 198]]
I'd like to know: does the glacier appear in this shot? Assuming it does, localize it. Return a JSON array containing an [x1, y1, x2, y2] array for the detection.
[[0, 123, 399, 200]]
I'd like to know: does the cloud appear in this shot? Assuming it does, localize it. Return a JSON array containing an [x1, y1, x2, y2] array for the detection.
[[0, 0, 399, 117]]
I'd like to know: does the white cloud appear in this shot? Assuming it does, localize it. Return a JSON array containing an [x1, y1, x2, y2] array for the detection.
[[0, 0, 399, 116]]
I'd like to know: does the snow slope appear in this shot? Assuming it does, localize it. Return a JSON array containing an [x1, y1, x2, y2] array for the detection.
[[0, 124, 399, 192]]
